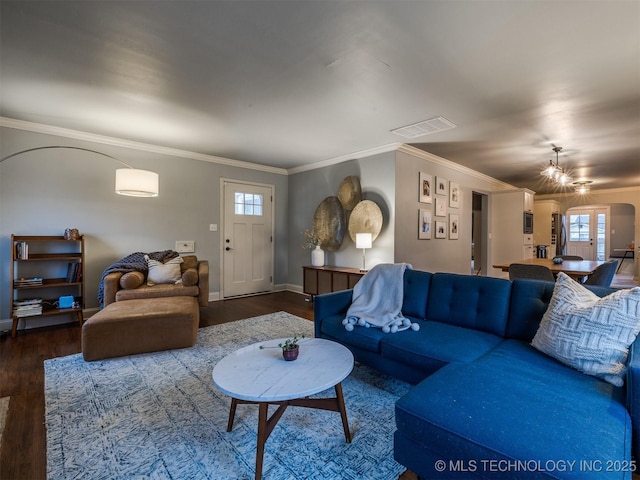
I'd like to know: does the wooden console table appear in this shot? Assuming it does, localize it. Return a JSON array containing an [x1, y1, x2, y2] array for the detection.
[[302, 266, 365, 299]]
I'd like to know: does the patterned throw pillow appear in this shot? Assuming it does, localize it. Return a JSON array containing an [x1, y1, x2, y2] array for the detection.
[[531, 272, 640, 387], [146, 255, 184, 285]]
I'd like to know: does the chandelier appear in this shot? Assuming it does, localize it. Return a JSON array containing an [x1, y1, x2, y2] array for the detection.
[[540, 146, 572, 186], [573, 180, 593, 194]]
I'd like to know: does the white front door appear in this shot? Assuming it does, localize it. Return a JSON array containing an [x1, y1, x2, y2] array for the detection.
[[222, 181, 274, 298]]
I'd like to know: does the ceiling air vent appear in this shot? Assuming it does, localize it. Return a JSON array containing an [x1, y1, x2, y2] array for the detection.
[[391, 116, 457, 139]]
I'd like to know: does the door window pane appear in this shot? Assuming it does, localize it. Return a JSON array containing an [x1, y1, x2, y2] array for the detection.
[[235, 192, 264, 216], [569, 214, 590, 242], [596, 213, 606, 261]]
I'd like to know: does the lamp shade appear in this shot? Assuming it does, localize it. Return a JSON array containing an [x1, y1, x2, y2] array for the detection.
[[115, 168, 159, 197], [356, 232, 372, 249]]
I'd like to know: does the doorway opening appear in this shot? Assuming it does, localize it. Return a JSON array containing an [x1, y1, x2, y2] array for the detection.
[[472, 192, 488, 275]]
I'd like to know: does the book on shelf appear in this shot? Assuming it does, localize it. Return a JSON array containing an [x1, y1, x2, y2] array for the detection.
[[15, 242, 29, 259], [15, 277, 43, 287], [66, 262, 82, 282], [13, 298, 43, 317]]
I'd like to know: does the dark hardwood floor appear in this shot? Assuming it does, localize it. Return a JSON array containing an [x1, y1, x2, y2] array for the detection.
[[0, 291, 316, 480]]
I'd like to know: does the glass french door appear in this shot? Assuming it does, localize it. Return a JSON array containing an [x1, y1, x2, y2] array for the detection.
[[567, 207, 609, 261]]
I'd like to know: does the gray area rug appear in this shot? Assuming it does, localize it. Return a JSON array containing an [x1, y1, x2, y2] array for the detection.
[[45, 311, 411, 479]]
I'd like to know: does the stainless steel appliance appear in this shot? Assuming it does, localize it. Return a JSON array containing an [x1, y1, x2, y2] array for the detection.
[[551, 212, 567, 256]]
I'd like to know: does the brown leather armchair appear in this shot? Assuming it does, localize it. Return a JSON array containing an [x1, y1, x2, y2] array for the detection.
[[102, 255, 209, 307]]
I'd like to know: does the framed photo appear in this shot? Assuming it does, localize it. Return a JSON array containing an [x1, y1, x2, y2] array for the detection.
[[419, 208, 431, 239], [419, 172, 432, 204], [449, 182, 460, 208], [435, 221, 447, 239], [435, 197, 446, 217], [449, 214, 459, 239], [435, 176, 448, 196]]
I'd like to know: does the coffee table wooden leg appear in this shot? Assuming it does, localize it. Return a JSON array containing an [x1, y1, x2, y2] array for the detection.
[[227, 398, 238, 432], [255, 402, 269, 480], [334, 382, 351, 443]]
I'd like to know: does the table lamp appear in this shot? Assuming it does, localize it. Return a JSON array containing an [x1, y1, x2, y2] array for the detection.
[[356, 233, 373, 272]]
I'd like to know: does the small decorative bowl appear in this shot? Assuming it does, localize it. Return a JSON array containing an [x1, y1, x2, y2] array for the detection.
[[552, 257, 564, 264]]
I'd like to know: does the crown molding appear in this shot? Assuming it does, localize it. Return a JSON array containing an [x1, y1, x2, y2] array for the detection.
[[286, 142, 401, 175], [397, 144, 515, 190], [0, 117, 288, 175]]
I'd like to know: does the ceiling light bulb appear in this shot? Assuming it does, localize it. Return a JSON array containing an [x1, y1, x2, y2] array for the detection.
[[541, 160, 557, 178], [557, 171, 572, 185]]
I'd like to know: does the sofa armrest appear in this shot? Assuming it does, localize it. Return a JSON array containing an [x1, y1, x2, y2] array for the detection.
[[313, 289, 353, 337], [627, 334, 640, 461], [103, 272, 124, 307], [197, 260, 209, 307]]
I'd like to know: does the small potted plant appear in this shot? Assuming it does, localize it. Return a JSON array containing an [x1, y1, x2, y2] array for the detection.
[[279, 335, 304, 361], [261, 334, 305, 361]]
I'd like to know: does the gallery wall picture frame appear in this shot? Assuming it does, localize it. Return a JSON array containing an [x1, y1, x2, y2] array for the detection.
[[435, 221, 447, 239], [435, 176, 448, 196], [419, 208, 432, 239], [419, 172, 432, 204], [449, 214, 459, 239], [449, 182, 460, 208], [435, 197, 446, 217]]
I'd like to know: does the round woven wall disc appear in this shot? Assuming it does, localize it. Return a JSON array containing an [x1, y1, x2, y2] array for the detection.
[[338, 176, 362, 211], [312, 196, 346, 252], [348, 200, 383, 243]]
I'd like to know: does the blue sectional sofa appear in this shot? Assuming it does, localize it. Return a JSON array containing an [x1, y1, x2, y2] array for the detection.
[[314, 270, 640, 479]]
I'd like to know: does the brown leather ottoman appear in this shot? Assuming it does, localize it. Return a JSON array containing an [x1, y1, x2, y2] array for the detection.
[[82, 296, 199, 361]]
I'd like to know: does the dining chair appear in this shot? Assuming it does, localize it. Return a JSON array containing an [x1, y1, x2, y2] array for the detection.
[[509, 264, 555, 282], [583, 260, 618, 287], [559, 255, 584, 260]]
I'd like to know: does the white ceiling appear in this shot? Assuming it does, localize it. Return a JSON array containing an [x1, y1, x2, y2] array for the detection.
[[1, 1, 639, 194]]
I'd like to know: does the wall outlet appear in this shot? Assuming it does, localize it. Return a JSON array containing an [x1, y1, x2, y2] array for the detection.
[[209, 224, 218, 231], [175, 240, 195, 253]]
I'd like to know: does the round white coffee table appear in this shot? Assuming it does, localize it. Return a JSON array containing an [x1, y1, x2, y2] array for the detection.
[[212, 337, 354, 479]]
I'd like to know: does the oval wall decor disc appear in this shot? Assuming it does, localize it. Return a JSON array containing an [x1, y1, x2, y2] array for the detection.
[[312, 196, 346, 252], [348, 200, 383, 243], [338, 176, 362, 211]]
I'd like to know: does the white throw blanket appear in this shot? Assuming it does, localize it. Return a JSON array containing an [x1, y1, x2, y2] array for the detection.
[[343, 263, 420, 333]]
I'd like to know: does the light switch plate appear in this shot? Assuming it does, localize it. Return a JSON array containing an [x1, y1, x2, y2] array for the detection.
[[175, 240, 195, 253]]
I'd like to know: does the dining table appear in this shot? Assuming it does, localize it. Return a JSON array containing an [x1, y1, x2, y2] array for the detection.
[[492, 257, 606, 281]]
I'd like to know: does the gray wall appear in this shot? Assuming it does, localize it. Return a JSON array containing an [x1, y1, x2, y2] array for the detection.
[[287, 152, 396, 288], [1, 127, 289, 323], [609, 203, 635, 254], [394, 149, 499, 274]]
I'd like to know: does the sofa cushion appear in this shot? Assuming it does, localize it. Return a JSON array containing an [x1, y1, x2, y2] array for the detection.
[[395, 339, 630, 480], [531, 272, 640, 387], [426, 273, 511, 336], [181, 267, 199, 286], [381, 320, 503, 373], [115, 284, 199, 302], [146, 255, 183, 285], [119, 271, 145, 290], [181, 255, 198, 272], [401, 269, 432, 320], [320, 314, 386, 353]]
